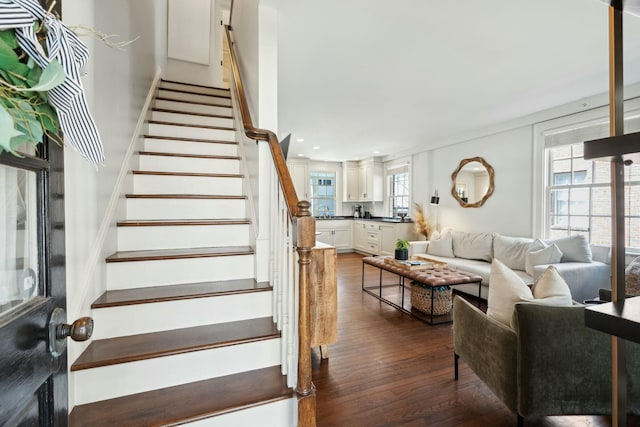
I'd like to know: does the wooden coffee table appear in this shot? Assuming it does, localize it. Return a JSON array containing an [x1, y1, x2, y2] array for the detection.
[[361, 256, 483, 325]]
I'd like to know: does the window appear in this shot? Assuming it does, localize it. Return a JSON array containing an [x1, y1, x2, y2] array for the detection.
[[385, 161, 410, 217], [544, 121, 640, 251], [309, 171, 336, 217], [389, 172, 409, 217]]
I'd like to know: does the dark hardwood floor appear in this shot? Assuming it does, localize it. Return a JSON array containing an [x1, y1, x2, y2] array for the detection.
[[313, 252, 637, 427]]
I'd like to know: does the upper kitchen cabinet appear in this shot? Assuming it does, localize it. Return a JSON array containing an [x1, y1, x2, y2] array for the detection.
[[342, 158, 383, 202], [288, 158, 309, 200]]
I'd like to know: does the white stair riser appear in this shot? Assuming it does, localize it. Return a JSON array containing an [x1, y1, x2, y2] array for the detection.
[[152, 111, 233, 128], [182, 398, 296, 427], [160, 82, 230, 97], [107, 254, 255, 289], [148, 123, 236, 142], [154, 99, 232, 116], [133, 175, 242, 195], [72, 340, 281, 405], [139, 155, 239, 175], [157, 89, 232, 106], [117, 224, 250, 251], [92, 292, 273, 339], [144, 138, 238, 157], [126, 198, 246, 220]]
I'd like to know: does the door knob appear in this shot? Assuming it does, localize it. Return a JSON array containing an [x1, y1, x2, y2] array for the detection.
[[48, 308, 94, 357]]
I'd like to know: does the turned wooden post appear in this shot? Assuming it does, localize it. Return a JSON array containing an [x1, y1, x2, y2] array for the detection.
[[295, 200, 316, 427]]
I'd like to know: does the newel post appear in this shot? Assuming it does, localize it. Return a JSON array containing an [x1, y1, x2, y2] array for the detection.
[[295, 200, 316, 427]]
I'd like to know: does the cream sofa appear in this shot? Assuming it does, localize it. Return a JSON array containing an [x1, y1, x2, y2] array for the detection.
[[409, 230, 610, 303]]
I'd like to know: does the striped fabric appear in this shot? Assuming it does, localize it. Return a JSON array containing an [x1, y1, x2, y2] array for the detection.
[[0, 0, 104, 164]]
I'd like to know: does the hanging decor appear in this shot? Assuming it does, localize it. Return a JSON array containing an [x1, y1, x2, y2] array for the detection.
[[0, 0, 104, 164]]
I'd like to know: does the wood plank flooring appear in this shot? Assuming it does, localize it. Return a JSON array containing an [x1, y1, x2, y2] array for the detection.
[[314, 252, 638, 427]]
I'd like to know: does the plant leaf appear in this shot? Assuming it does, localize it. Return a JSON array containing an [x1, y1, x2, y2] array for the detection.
[[0, 36, 20, 71], [28, 60, 65, 91], [0, 104, 24, 153], [0, 29, 18, 49]]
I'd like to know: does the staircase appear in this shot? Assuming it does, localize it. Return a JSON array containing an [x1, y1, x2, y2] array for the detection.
[[69, 80, 296, 426]]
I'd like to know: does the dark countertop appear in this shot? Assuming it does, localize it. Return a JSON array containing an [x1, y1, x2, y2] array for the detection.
[[315, 216, 413, 223]]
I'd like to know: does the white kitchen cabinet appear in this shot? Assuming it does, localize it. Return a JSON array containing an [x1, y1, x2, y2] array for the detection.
[[341, 158, 383, 203], [316, 220, 353, 251], [342, 161, 359, 202], [354, 220, 419, 256], [288, 158, 309, 200]]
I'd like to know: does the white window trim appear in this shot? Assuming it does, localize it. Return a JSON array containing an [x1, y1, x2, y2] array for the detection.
[[383, 157, 412, 217], [532, 97, 640, 243]]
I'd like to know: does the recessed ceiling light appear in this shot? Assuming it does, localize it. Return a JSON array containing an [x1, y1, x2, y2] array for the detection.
[[297, 153, 304, 157], [296, 138, 305, 142], [373, 151, 380, 154], [313, 146, 320, 150]]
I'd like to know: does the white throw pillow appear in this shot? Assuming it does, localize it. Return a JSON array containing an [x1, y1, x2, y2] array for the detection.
[[427, 231, 454, 258], [487, 260, 573, 328], [487, 259, 533, 327], [451, 231, 494, 262], [525, 243, 563, 276], [494, 235, 543, 271], [546, 235, 592, 263], [531, 265, 573, 305]]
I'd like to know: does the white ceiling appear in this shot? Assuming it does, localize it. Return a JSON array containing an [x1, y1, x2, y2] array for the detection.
[[275, 0, 640, 161]]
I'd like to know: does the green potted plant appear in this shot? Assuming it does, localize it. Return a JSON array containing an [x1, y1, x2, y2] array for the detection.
[[395, 239, 409, 261]]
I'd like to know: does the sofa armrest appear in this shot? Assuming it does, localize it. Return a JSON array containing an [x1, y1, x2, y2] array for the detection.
[[532, 261, 610, 303], [453, 296, 518, 412], [514, 303, 612, 416], [408, 241, 428, 257]]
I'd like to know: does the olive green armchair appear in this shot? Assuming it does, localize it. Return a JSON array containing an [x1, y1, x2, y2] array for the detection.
[[453, 296, 640, 426]]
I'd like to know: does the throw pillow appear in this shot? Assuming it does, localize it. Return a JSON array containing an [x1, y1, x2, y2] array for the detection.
[[487, 259, 533, 327], [531, 265, 573, 305], [626, 256, 640, 296], [427, 231, 454, 258], [525, 243, 563, 276], [546, 235, 592, 263], [493, 235, 544, 271], [451, 231, 494, 262]]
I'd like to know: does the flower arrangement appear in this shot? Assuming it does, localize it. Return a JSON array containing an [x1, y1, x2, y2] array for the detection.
[[413, 203, 433, 239], [0, 0, 104, 164]]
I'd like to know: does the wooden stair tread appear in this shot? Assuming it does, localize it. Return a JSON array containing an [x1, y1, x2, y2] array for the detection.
[[138, 151, 240, 160], [92, 279, 271, 308], [143, 134, 238, 144], [117, 219, 250, 226], [69, 366, 292, 426], [125, 194, 246, 200], [148, 120, 235, 132], [132, 170, 242, 178], [105, 246, 254, 263], [158, 87, 231, 99], [155, 97, 231, 108], [160, 78, 230, 92], [71, 317, 279, 370], [152, 108, 233, 119]]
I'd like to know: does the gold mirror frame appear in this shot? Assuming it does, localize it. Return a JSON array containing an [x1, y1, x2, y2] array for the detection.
[[450, 156, 495, 208]]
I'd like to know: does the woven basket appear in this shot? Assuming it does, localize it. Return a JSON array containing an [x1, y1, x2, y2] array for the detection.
[[411, 283, 452, 316]]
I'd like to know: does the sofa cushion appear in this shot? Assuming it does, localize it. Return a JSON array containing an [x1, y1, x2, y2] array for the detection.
[[493, 235, 543, 271], [525, 242, 563, 276], [451, 231, 493, 262], [427, 231, 454, 258], [546, 235, 592, 263], [487, 260, 573, 327]]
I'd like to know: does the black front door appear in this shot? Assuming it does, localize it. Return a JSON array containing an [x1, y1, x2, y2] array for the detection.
[[0, 135, 68, 425]]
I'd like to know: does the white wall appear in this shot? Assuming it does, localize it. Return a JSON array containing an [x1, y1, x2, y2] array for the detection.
[[62, 0, 167, 409], [418, 125, 534, 237], [230, 0, 260, 121]]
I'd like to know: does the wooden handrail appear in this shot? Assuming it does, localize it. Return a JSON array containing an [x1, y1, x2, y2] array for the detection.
[[224, 26, 300, 218], [224, 24, 316, 427]]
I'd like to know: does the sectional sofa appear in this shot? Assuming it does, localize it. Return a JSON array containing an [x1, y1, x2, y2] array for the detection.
[[409, 230, 611, 303]]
